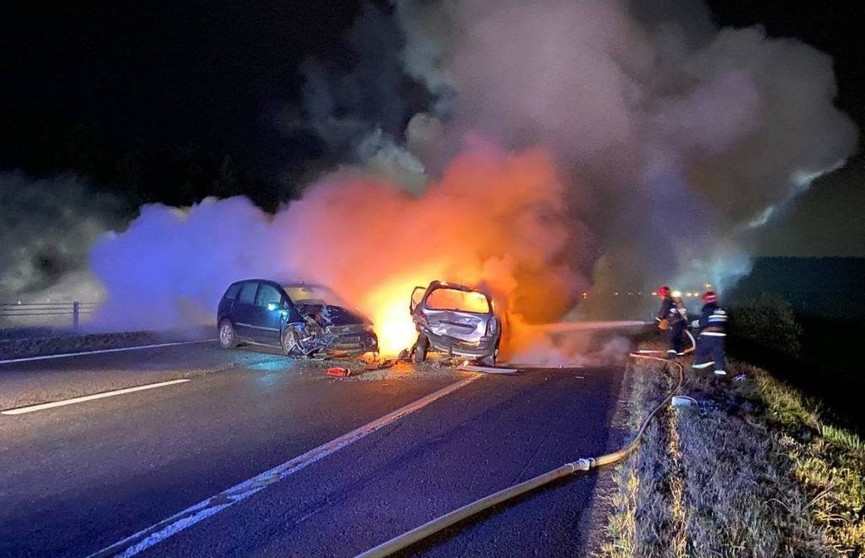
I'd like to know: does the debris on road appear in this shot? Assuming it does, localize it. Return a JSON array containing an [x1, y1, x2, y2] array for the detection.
[[363, 359, 397, 371], [326, 367, 352, 377], [458, 364, 518, 374]]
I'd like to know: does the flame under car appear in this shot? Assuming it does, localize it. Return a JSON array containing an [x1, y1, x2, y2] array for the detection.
[[217, 280, 378, 358], [410, 281, 501, 366]]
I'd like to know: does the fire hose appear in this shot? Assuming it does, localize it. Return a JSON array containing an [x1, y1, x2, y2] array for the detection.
[[354, 352, 685, 558]]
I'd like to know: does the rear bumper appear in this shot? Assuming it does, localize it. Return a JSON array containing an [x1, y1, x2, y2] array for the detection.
[[423, 329, 498, 358]]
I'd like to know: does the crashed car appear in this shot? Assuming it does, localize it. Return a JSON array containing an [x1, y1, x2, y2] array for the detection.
[[409, 280, 501, 366], [217, 279, 378, 357]]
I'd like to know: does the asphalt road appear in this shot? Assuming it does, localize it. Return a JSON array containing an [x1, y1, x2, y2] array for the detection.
[[0, 342, 626, 558]]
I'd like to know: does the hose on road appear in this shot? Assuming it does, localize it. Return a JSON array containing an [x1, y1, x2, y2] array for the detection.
[[354, 352, 685, 558]]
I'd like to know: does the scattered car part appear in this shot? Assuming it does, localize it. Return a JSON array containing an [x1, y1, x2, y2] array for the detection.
[[457, 364, 518, 374]]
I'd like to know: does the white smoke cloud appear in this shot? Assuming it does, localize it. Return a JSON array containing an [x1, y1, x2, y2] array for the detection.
[[91, 197, 281, 329], [0, 172, 122, 303], [85, 0, 858, 343], [395, 0, 857, 301]]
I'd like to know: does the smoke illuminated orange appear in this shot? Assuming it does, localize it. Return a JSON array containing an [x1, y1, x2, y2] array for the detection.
[[277, 142, 593, 359]]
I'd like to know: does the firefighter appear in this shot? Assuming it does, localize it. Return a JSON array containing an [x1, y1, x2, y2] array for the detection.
[[691, 290, 727, 376], [655, 285, 687, 358]]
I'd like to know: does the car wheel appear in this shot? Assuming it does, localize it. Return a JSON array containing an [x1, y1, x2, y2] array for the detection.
[[218, 320, 237, 349], [414, 334, 428, 363], [281, 328, 303, 357], [480, 345, 499, 367]]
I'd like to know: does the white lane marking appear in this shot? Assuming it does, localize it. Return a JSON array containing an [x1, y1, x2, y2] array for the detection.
[[0, 340, 215, 365], [87, 375, 482, 558], [1, 379, 191, 415]]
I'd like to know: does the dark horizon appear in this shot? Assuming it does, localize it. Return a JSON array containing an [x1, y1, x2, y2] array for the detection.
[[1, 0, 863, 306], [2, 1, 862, 204]]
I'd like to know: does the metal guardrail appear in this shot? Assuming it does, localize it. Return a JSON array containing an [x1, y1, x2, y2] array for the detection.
[[0, 302, 98, 331]]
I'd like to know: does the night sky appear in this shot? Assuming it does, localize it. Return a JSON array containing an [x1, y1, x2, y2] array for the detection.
[[2, 0, 863, 254]]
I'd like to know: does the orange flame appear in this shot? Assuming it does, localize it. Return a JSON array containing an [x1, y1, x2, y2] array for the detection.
[[281, 142, 593, 358], [360, 277, 424, 355]]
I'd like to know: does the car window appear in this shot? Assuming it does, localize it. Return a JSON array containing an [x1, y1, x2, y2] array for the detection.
[[283, 285, 349, 307], [411, 286, 425, 307], [425, 288, 491, 313], [223, 283, 242, 300], [237, 282, 258, 304], [256, 284, 282, 307]]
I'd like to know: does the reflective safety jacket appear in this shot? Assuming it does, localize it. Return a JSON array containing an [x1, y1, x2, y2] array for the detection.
[[657, 295, 685, 325], [695, 302, 727, 336]]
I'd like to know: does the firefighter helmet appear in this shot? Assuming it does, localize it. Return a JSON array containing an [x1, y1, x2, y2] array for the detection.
[[701, 291, 718, 303], [658, 285, 670, 297]]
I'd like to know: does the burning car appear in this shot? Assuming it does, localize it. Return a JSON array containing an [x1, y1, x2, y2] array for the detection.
[[409, 280, 501, 366], [217, 280, 378, 358]]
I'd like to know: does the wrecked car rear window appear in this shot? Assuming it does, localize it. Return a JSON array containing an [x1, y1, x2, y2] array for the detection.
[[425, 288, 491, 314]]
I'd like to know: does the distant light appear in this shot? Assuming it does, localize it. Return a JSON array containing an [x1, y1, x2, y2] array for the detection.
[[614, 292, 619, 296], [672, 290, 682, 298], [651, 291, 657, 296]]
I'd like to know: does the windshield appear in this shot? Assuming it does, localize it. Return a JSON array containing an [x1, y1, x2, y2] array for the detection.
[[283, 285, 349, 307], [425, 287, 491, 314]]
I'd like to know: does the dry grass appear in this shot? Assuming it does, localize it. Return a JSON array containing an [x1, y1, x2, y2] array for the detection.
[[596, 345, 864, 558]]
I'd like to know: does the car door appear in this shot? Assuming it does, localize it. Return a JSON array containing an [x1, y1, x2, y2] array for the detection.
[[232, 281, 261, 340], [252, 282, 285, 344], [410, 286, 426, 314]]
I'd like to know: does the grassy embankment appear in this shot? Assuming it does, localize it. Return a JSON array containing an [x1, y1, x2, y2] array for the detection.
[[597, 347, 864, 557]]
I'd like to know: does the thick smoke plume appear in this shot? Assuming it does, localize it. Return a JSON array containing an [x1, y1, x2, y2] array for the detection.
[[0, 172, 122, 305], [86, 0, 856, 361], [93, 143, 591, 355], [396, 0, 857, 300]]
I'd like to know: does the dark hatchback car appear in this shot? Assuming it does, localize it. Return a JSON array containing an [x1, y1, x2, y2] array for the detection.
[[217, 279, 378, 358]]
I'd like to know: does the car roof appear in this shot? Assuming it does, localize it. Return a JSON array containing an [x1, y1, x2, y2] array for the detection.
[[427, 280, 489, 296]]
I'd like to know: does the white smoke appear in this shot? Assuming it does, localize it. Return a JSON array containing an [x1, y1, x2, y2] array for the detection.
[[0, 172, 122, 303], [83, 0, 858, 340], [393, 0, 857, 301]]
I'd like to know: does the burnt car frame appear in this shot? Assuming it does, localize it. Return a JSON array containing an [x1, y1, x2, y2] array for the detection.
[[409, 280, 501, 366], [217, 279, 378, 358]]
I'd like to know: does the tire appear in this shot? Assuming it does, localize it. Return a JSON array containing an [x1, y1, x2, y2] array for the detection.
[[218, 320, 237, 349], [414, 334, 429, 363], [281, 327, 302, 357], [480, 346, 498, 367]]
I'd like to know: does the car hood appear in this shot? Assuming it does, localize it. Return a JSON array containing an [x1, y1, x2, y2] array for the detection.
[[297, 303, 371, 327]]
